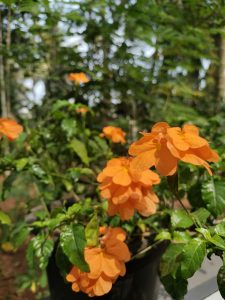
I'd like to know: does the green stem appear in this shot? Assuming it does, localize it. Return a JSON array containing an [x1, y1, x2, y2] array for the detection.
[[40, 196, 50, 218], [131, 240, 161, 260]]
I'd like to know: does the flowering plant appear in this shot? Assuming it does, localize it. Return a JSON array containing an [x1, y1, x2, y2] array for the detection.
[[1, 100, 225, 299]]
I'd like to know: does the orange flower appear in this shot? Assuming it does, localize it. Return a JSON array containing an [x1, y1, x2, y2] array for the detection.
[[0, 118, 23, 141], [66, 227, 130, 297], [100, 126, 126, 144], [68, 72, 90, 84], [76, 107, 89, 115], [97, 157, 160, 220], [129, 122, 219, 176]]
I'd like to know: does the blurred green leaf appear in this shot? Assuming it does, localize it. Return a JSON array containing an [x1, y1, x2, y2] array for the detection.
[[69, 139, 89, 165], [61, 119, 77, 138], [215, 222, 225, 237], [15, 158, 29, 171], [85, 213, 99, 247], [0, 210, 11, 225], [12, 226, 29, 248], [218, 265, 225, 299], [202, 179, 225, 217], [155, 231, 171, 242], [52, 100, 69, 112], [173, 231, 191, 243]]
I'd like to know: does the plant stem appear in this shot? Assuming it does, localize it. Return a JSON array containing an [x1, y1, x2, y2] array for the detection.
[[40, 196, 50, 217], [131, 240, 161, 260]]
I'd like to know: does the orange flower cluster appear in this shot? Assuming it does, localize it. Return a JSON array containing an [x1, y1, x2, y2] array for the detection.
[[0, 118, 23, 141], [68, 72, 90, 84], [66, 227, 130, 297], [129, 122, 219, 176], [100, 126, 126, 144], [97, 157, 160, 220], [76, 107, 89, 115]]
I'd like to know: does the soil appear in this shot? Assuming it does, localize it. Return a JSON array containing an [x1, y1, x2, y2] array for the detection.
[[0, 243, 36, 300], [0, 198, 38, 300]]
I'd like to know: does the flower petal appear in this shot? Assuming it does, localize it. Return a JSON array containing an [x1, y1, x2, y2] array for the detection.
[[167, 127, 189, 151], [182, 124, 199, 135], [138, 169, 160, 186], [193, 145, 219, 162], [181, 152, 212, 175], [93, 275, 112, 296], [101, 252, 121, 277], [0, 118, 23, 141], [85, 248, 102, 279], [184, 133, 208, 148], [129, 138, 156, 155], [112, 169, 132, 186], [130, 149, 156, 171], [155, 143, 178, 176]]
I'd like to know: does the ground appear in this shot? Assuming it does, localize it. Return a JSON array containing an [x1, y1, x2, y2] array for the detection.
[[0, 243, 36, 300]]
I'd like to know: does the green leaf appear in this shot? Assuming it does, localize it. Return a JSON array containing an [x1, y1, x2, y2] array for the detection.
[[60, 224, 89, 272], [69, 139, 89, 165], [31, 164, 46, 178], [197, 228, 225, 250], [15, 158, 29, 171], [161, 273, 188, 300], [173, 231, 191, 243], [85, 214, 99, 247], [62, 179, 73, 192], [32, 235, 54, 270], [52, 100, 69, 112], [215, 222, 225, 237], [67, 168, 81, 182], [202, 179, 225, 217], [56, 245, 71, 278], [19, 0, 39, 14], [109, 215, 120, 227], [171, 210, 193, 229], [181, 239, 206, 279], [191, 208, 210, 225], [61, 119, 77, 138], [217, 265, 225, 299], [66, 203, 81, 217], [160, 243, 184, 278], [93, 136, 109, 152], [1, 172, 18, 201], [155, 231, 171, 242], [26, 241, 35, 270], [80, 168, 95, 176], [12, 226, 29, 248], [0, 210, 11, 225]]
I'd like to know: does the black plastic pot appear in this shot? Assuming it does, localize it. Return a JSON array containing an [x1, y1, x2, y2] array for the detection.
[[47, 242, 166, 300]]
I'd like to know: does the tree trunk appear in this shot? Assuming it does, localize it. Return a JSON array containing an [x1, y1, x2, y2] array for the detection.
[[0, 11, 8, 117], [6, 6, 11, 116], [218, 32, 225, 102]]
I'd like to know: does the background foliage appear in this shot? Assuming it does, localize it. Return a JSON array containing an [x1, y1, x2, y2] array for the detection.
[[1, 1, 225, 130]]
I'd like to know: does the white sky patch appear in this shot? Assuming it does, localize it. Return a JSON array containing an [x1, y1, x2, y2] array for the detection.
[[23, 78, 46, 105], [199, 58, 211, 89]]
